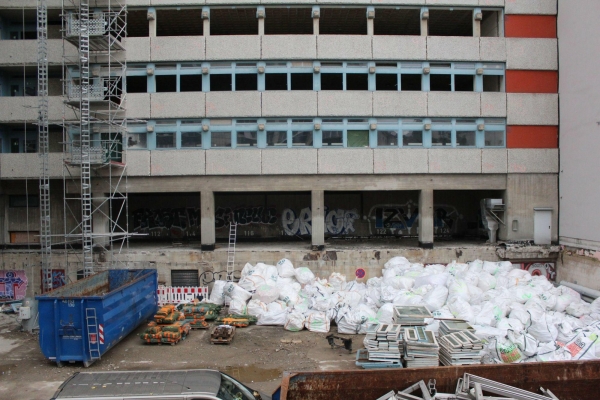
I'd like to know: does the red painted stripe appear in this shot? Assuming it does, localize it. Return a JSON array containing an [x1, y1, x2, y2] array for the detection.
[[505, 15, 557, 38], [507, 126, 558, 148], [506, 70, 558, 93]]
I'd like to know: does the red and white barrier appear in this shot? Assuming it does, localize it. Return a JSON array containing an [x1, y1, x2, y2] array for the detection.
[[157, 285, 210, 306]]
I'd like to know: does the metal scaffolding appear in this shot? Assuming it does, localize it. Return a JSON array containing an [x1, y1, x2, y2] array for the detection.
[[61, 0, 129, 277]]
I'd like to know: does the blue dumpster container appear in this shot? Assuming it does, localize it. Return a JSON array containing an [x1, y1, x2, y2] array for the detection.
[[36, 269, 157, 367]]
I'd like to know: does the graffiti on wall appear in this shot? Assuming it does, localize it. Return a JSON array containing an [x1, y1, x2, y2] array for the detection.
[[132, 208, 200, 238], [0, 270, 28, 301], [215, 206, 278, 229], [282, 207, 360, 236], [368, 202, 462, 236], [40, 269, 66, 291], [518, 262, 557, 282]]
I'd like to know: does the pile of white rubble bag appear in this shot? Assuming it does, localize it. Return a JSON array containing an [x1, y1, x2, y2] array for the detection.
[[207, 256, 600, 364]]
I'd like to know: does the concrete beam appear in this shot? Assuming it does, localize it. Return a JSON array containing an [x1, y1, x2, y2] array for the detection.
[[506, 38, 558, 70], [419, 188, 434, 248], [151, 37, 205, 62], [372, 36, 427, 60], [505, 0, 557, 15], [311, 190, 325, 249], [201, 191, 215, 252]]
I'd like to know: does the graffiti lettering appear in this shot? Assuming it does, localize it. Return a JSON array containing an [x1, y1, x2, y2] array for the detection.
[[282, 207, 360, 236], [215, 206, 277, 229], [0, 270, 28, 301], [132, 208, 200, 238], [40, 269, 66, 291], [369, 202, 461, 236], [200, 270, 242, 286]]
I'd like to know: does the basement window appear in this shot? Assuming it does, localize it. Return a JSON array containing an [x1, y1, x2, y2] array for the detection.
[[181, 132, 202, 148], [321, 73, 343, 90], [428, 9, 473, 37], [401, 74, 421, 91], [267, 131, 288, 147], [236, 131, 258, 147], [374, 9, 421, 35], [291, 73, 313, 90], [180, 75, 202, 92], [346, 74, 368, 90], [322, 131, 343, 146], [430, 74, 451, 91], [157, 9, 203, 36], [481, 11, 501, 37], [126, 76, 147, 93], [127, 10, 149, 37], [235, 74, 258, 91], [454, 75, 474, 92], [155, 75, 177, 92], [320, 8, 367, 35], [212, 132, 232, 148], [265, 74, 287, 90], [156, 132, 175, 148], [210, 8, 259, 35], [265, 8, 313, 35], [376, 74, 398, 91], [210, 74, 232, 91]]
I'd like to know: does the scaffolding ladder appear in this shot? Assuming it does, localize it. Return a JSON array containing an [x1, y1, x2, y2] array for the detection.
[[85, 308, 101, 362], [226, 223, 237, 282]]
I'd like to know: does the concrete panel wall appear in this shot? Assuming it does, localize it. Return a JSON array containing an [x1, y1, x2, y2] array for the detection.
[[151, 150, 205, 176], [261, 149, 318, 175], [262, 91, 317, 117], [426, 0, 478, 6], [126, 93, 151, 120], [429, 149, 482, 174], [0, 97, 38, 122], [481, 149, 508, 173], [505, 0, 557, 15], [427, 37, 480, 61], [0, 40, 36, 66], [261, 36, 317, 60], [317, 148, 374, 174], [481, 93, 507, 117], [0, 154, 38, 178], [479, 38, 506, 62], [373, 149, 429, 174], [206, 149, 261, 175], [506, 93, 558, 125], [507, 149, 558, 173], [317, 36, 372, 60], [506, 39, 558, 70], [49, 96, 78, 123], [151, 37, 205, 62], [372, 36, 426, 60], [206, 36, 260, 60], [558, 0, 600, 246], [206, 92, 261, 117], [373, 92, 428, 117], [317, 92, 373, 116], [125, 150, 151, 176], [124, 37, 151, 62], [428, 92, 480, 117], [558, 253, 600, 291], [151, 92, 205, 119]]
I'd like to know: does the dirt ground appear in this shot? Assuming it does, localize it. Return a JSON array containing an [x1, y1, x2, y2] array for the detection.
[[0, 312, 359, 400]]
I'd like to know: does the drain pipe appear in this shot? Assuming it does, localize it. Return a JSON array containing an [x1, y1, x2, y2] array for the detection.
[[560, 281, 600, 301]]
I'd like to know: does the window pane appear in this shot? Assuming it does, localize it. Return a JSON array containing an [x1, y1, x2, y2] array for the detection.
[[212, 132, 232, 148], [485, 131, 504, 147], [456, 131, 476, 147], [156, 132, 175, 148], [432, 131, 452, 146], [378, 130, 398, 146], [182, 132, 202, 148], [292, 131, 313, 147], [236, 131, 258, 147], [322, 131, 343, 146], [403, 130, 422, 146], [267, 131, 287, 147], [127, 133, 147, 149]]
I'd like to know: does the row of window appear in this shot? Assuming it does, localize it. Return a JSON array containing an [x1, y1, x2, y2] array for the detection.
[[125, 117, 506, 150], [124, 61, 505, 93]]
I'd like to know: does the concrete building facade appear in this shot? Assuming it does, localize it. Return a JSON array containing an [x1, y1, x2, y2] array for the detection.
[[0, 0, 564, 292]]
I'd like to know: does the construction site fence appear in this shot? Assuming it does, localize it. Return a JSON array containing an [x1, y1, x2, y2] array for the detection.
[[157, 285, 210, 306]]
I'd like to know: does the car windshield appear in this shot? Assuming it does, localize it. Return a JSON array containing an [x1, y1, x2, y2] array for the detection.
[[216, 373, 256, 400]]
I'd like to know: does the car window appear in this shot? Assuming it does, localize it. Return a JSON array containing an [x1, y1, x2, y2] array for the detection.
[[216, 374, 255, 400]]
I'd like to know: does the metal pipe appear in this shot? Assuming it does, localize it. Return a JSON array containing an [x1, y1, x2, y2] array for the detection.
[[559, 281, 600, 300]]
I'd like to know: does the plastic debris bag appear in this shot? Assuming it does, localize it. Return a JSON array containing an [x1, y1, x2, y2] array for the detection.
[[390, 276, 415, 290], [564, 330, 600, 360], [284, 311, 306, 332], [257, 309, 288, 326], [276, 258, 296, 278], [295, 267, 315, 284], [508, 329, 539, 357], [448, 297, 474, 322], [376, 303, 395, 325], [392, 291, 423, 306], [496, 318, 525, 333], [491, 336, 525, 364], [223, 282, 253, 303], [247, 299, 267, 318], [448, 278, 471, 302], [306, 311, 330, 333], [279, 284, 300, 306], [414, 273, 448, 289], [208, 280, 226, 305], [477, 272, 497, 292], [384, 256, 411, 269], [423, 285, 449, 312], [566, 301, 592, 318], [527, 305, 558, 343], [229, 299, 248, 315], [329, 272, 347, 291], [238, 274, 267, 292], [253, 284, 280, 304]]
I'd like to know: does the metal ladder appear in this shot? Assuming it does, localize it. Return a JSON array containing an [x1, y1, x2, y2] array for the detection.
[[85, 308, 101, 360], [226, 223, 237, 282], [78, 0, 94, 277], [37, 0, 52, 292]]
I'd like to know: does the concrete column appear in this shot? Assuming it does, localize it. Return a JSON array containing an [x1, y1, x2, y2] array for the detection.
[[257, 7, 265, 36], [148, 7, 157, 38], [473, 9, 481, 37], [419, 189, 434, 248], [420, 8, 428, 36], [92, 194, 109, 248], [367, 7, 375, 36], [203, 19, 210, 36], [312, 6, 320, 35], [311, 190, 325, 250], [201, 191, 215, 251]]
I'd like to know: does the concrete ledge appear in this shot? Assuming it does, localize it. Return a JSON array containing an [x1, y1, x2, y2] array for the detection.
[[479, 0, 504, 5], [261, 35, 317, 59], [506, 38, 558, 70], [426, 0, 478, 5], [372, 36, 426, 60], [508, 149, 558, 173], [126, 93, 151, 120], [507, 93, 558, 125], [427, 37, 480, 61], [317, 36, 372, 59], [481, 149, 508, 173], [0, 97, 38, 122], [206, 149, 261, 175], [124, 37, 151, 62], [429, 149, 482, 173], [206, 92, 261, 118], [373, 92, 428, 117], [505, 0, 557, 15], [262, 91, 317, 117], [318, 92, 373, 117], [318, 148, 374, 174], [151, 36, 205, 62], [151, 92, 205, 119], [480, 37, 506, 62], [0, 154, 38, 178], [0, 40, 36, 66], [151, 150, 205, 176], [206, 36, 260, 60], [261, 149, 318, 175], [373, 149, 429, 174], [371, 0, 425, 4], [481, 93, 507, 117], [126, 150, 151, 176], [428, 92, 480, 117]]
